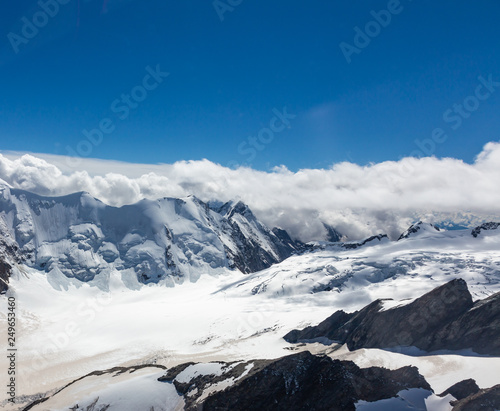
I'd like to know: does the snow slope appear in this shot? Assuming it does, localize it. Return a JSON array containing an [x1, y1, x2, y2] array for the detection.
[[0, 185, 299, 288], [27, 366, 183, 411], [217, 222, 500, 305], [1, 221, 499, 410], [1, 185, 500, 410]]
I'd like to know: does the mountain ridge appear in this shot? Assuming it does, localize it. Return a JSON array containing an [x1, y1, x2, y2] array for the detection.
[[0, 185, 301, 291], [284, 279, 500, 355]]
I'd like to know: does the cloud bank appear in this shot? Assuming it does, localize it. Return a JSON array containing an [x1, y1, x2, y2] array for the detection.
[[1, 142, 499, 241]]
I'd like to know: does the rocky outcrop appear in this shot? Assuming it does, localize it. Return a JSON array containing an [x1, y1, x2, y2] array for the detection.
[[285, 279, 500, 355], [0, 259, 11, 294], [425, 290, 500, 355], [283, 310, 355, 344], [398, 221, 440, 240], [341, 234, 388, 250], [471, 222, 500, 238], [24, 354, 431, 411], [161, 351, 431, 411], [450, 384, 500, 411], [323, 223, 343, 242], [0, 231, 21, 294], [439, 379, 480, 401], [216, 201, 302, 274]]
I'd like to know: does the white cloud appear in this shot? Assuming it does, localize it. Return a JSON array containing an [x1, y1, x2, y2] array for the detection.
[[1, 144, 499, 241]]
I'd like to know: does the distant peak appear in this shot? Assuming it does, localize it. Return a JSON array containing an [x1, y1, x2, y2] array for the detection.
[[398, 221, 441, 241], [215, 200, 254, 219], [323, 223, 343, 242]]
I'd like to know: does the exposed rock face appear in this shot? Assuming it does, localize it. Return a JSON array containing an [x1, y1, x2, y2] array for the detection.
[[341, 234, 388, 250], [323, 223, 343, 242], [161, 351, 430, 411], [0, 259, 11, 294], [283, 310, 354, 344], [0, 227, 21, 293], [471, 222, 500, 237], [285, 279, 500, 355], [426, 291, 500, 355], [439, 379, 480, 401], [398, 221, 440, 240], [24, 354, 431, 411], [216, 201, 302, 274], [450, 384, 500, 411]]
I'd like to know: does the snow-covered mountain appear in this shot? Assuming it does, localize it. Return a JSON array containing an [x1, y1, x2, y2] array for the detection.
[[0, 185, 300, 289], [216, 221, 500, 302], [2, 185, 500, 410]]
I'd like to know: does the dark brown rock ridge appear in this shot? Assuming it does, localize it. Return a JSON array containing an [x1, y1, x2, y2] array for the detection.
[[450, 384, 500, 411], [0, 236, 21, 294], [161, 351, 431, 411], [284, 279, 500, 355], [471, 222, 500, 238], [439, 378, 480, 401]]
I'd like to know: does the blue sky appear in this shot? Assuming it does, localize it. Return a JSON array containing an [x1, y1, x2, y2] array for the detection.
[[1, 0, 499, 171]]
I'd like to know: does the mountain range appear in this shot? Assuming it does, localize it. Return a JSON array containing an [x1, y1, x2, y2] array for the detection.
[[1, 184, 500, 410], [0, 184, 300, 291]]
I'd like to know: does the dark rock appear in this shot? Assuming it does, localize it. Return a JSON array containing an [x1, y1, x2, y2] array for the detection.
[[0, 259, 11, 294], [197, 351, 430, 411], [398, 221, 440, 241], [0, 235, 21, 294], [439, 379, 480, 400], [323, 223, 343, 242], [471, 222, 500, 238], [218, 201, 302, 274], [352, 279, 471, 351], [284, 279, 500, 355], [157, 362, 195, 383], [341, 234, 388, 250], [23, 354, 431, 411], [450, 384, 500, 411], [426, 290, 500, 355], [284, 310, 355, 343], [272, 227, 302, 252]]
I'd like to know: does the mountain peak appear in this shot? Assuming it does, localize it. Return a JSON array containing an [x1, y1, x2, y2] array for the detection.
[[323, 223, 343, 242], [0, 188, 298, 288], [398, 221, 441, 241], [215, 200, 254, 220]]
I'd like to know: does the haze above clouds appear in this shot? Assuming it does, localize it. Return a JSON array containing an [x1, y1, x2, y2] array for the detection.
[[1, 141, 499, 241]]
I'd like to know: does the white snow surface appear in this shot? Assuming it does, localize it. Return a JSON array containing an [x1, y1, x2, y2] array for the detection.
[[27, 367, 183, 411], [1, 195, 500, 409], [0, 185, 293, 287], [217, 223, 500, 303], [175, 362, 225, 384]]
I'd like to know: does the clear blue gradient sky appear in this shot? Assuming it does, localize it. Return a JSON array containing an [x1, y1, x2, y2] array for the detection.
[[1, 0, 499, 171]]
